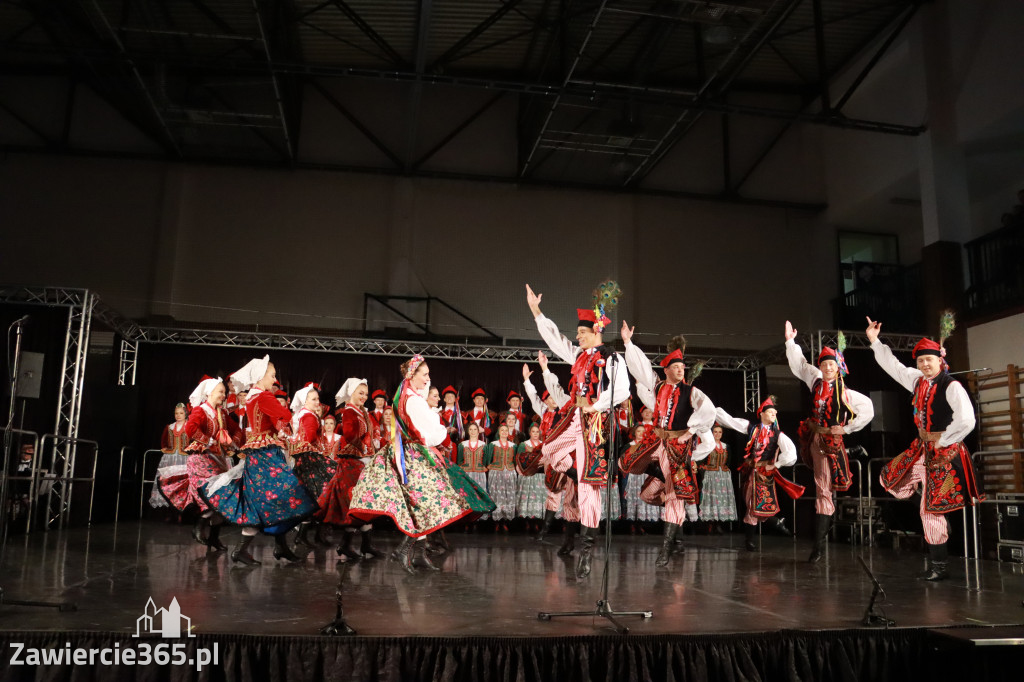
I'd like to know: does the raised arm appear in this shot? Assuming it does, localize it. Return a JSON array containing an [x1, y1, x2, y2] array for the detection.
[[869, 340, 920, 393], [522, 372, 545, 415], [621, 321, 659, 399], [715, 406, 750, 434], [528, 283, 577, 364], [784, 321, 820, 390], [542, 369, 570, 408]]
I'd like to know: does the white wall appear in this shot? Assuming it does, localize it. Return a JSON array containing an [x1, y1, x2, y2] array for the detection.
[[968, 312, 1024, 371]]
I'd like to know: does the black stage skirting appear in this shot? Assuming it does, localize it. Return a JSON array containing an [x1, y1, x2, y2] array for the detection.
[[1, 628, 1023, 682]]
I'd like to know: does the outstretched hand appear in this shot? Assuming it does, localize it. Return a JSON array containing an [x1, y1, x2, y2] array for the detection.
[[525, 284, 543, 318], [784, 320, 797, 342], [522, 363, 533, 380], [537, 350, 548, 371], [621, 320, 634, 344], [866, 316, 882, 343]]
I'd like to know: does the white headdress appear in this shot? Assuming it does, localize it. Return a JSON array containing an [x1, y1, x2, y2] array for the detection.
[[230, 355, 270, 393], [290, 382, 320, 412], [335, 377, 369, 406], [189, 376, 223, 408]]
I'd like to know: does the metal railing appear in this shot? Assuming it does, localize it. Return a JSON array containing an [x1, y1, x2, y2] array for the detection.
[[39, 434, 98, 530], [1, 428, 42, 534]]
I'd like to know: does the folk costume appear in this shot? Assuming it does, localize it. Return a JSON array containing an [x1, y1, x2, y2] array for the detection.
[[316, 378, 383, 560], [486, 435, 520, 525], [150, 407, 192, 509], [698, 437, 738, 527], [499, 390, 530, 439], [786, 334, 874, 562], [515, 436, 548, 521], [534, 285, 631, 579], [463, 389, 497, 438], [622, 340, 716, 566], [202, 356, 318, 565], [716, 399, 803, 552], [289, 383, 336, 501], [159, 377, 242, 550], [348, 355, 473, 573], [524, 371, 575, 545], [440, 386, 465, 445], [872, 320, 981, 581]]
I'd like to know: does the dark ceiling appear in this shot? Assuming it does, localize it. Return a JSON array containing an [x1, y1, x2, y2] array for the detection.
[[0, 0, 925, 206]]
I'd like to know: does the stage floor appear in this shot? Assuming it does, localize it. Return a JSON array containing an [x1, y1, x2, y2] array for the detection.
[[0, 521, 1022, 637]]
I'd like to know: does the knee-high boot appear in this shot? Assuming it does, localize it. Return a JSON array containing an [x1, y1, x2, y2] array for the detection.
[[536, 509, 556, 543], [557, 521, 578, 556], [575, 526, 597, 579], [920, 542, 949, 581], [808, 513, 831, 563], [656, 523, 679, 567]]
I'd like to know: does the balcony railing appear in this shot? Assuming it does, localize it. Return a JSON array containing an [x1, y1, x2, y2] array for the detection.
[[966, 225, 1024, 317]]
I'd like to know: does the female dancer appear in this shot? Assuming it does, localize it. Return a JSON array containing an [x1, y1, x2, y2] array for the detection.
[[621, 423, 661, 534], [698, 424, 738, 534], [457, 421, 490, 529], [150, 403, 191, 509], [318, 377, 382, 561], [202, 356, 318, 565], [515, 423, 547, 531], [320, 413, 342, 457], [486, 423, 519, 531], [159, 376, 241, 549], [348, 355, 472, 573], [290, 383, 337, 550]]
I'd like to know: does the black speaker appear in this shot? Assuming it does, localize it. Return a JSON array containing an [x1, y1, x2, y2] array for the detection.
[[870, 391, 900, 432], [16, 352, 44, 399]]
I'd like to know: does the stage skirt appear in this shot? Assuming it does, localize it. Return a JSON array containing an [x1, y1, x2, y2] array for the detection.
[[699, 470, 738, 522], [149, 452, 187, 508], [158, 452, 231, 512], [516, 472, 548, 519], [293, 450, 337, 500], [349, 444, 472, 537], [488, 470, 519, 521], [600, 486, 622, 521], [624, 473, 661, 522], [200, 444, 317, 534], [445, 464, 497, 520]]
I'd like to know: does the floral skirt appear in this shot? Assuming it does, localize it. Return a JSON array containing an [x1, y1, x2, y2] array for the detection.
[[516, 473, 547, 519], [317, 456, 365, 526], [488, 469, 519, 521], [348, 444, 472, 537], [624, 472, 661, 522], [158, 452, 231, 512], [445, 464, 496, 520], [293, 450, 337, 500], [699, 470, 738, 521], [150, 452, 187, 508], [200, 444, 317, 533]]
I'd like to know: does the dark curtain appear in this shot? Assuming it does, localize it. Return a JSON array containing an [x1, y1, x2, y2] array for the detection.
[[1, 627, 1020, 682]]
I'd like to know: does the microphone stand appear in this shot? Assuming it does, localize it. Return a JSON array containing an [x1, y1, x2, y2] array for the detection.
[[1, 317, 76, 611], [856, 555, 894, 627], [538, 350, 653, 634]]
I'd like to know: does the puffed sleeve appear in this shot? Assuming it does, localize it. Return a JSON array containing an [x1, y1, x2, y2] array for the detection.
[[404, 393, 449, 447]]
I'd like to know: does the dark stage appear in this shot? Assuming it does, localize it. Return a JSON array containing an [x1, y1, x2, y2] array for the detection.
[[0, 522, 1023, 681]]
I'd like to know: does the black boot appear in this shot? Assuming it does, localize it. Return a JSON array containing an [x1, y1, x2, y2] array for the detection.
[[192, 516, 209, 546], [536, 510, 556, 543], [414, 540, 442, 571], [231, 533, 261, 566], [808, 513, 831, 563], [206, 522, 227, 552], [769, 515, 793, 537], [360, 530, 384, 559], [744, 523, 757, 552], [337, 531, 362, 561], [656, 523, 680, 567], [296, 522, 317, 549], [557, 522, 578, 556], [576, 526, 597, 579], [920, 542, 949, 581], [644, 461, 665, 482], [565, 467, 578, 482], [393, 535, 416, 575], [273, 533, 304, 562]]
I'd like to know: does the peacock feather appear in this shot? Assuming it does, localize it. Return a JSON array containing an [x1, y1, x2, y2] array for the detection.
[[592, 279, 622, 312], [939, 310, 956, 347], [688, 360, 705, 384]]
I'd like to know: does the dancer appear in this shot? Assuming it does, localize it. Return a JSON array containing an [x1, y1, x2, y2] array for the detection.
[[289, 383, 338, 551], [486, 424, 519, 531], [320, 413, 343, 457], [318, 378, 382, 561], [348, 355, 473, 574], [785, 321, 874, 562], [698, 424, 738, 534], [500, 391, 529, 438], [159, 376, 241, 550], [716, 397, 804, 552], [867, 314, 982, 581], [202, 355, 318, 565], [522, 356, 569, 542], [440, 386, 464, 444], [621, 424, 661, 533], [516, 423, 548, 531], [620, 323, 716, 566], [150, 402, 191, 510], [457, 422, 491, 529], [368, 389, 388, 448], [525, 281, 631, 579]]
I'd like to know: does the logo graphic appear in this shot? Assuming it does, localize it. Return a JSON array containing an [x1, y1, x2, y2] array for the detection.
[[133, 598, 194, 638]]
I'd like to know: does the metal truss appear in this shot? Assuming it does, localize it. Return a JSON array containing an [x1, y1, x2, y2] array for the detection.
[[744, 368, 762, 415], [117, 338, 138, 386], [813, 328, 921, 358], [0, 285, 93, 529]]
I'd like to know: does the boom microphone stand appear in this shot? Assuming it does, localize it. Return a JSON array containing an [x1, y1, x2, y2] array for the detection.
[[538, 352, 653, 634]]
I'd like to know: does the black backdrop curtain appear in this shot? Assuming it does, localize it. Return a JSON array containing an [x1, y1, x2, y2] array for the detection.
[[1, 628, 1021, 682]]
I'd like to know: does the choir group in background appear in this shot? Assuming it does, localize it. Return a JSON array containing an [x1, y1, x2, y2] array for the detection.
[[149, 281, 981, 584]]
